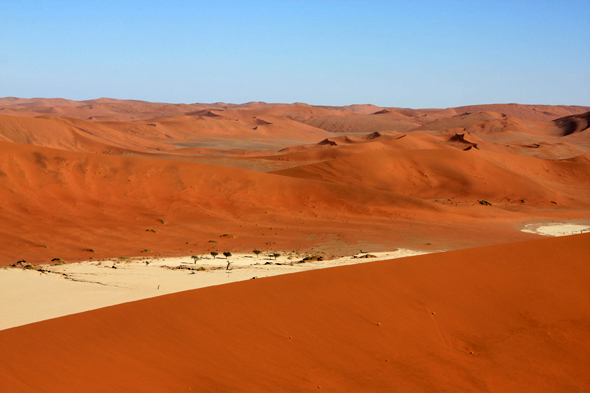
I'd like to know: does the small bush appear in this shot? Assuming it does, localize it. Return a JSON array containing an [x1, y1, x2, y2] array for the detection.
[[158, 219, 166, 224], [223, 251, 232, 259], [211, 251, 218, 259], [146, 229, 157, 233], [141, 249, 152, 252], [478, 200, 492, 206], [51, 258, 66, 265], [273, 253, 281, 260], [253, 250, 261, 258]]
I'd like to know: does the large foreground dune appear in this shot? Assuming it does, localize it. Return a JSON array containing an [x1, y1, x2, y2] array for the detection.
[[1, 234, 589, 392]]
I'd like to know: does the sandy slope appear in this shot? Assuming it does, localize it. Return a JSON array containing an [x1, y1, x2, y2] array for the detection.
[[0, 249, 430, 331], [3, 138, 589, 266], [1, 234, 589, 392]]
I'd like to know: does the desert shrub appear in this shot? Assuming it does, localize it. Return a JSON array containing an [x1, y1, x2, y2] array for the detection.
[[273, 253, 281, 260], [51, 258, 66, 265], [211, 251, 218, 259], [223, 251, 232, 259], [158, 219, 165, 224], [253, 250, 261, 258], [146, 229, 157, 233], [478, 200, 492, 206]]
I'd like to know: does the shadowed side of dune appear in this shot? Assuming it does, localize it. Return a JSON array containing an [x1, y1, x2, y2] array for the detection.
[[1, 234, 589, 392]]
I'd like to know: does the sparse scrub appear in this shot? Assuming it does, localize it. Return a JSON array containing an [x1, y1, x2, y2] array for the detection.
[[51, 258, 66, 265], [146, 229, 157, 233], [223, 251, 232, 259], [253, 250, 261, 258], [211, 251, 218, 259], [158, 219, 165, 224], [478, 200, 492, 206], [273, 253, 281, 260], [141, 249, 152, 252], [191, 255, 200, 264]]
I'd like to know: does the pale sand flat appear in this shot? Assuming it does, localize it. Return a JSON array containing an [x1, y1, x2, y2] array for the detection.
[[522, 223, 590, 237], [0, 249, 429, 331]]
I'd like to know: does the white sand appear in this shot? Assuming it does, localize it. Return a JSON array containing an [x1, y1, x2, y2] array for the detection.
[[521, 223, 590, 237], [0, 249, 430, 331]]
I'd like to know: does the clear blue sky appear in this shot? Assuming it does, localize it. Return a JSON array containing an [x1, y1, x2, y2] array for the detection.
[[1, 0, 589, 108]]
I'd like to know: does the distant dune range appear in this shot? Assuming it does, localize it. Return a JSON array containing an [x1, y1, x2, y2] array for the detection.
[[1, 234, 589, 392], [0, 98, 589, 265]]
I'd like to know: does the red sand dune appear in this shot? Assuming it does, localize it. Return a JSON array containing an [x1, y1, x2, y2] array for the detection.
[[1, 234, 589, 392], [273, 148, 590, 207], [1, 100, 590, 265], [3, 139, 552, 266]]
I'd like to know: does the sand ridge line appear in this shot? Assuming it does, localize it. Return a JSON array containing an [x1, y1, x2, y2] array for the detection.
[[0, 249, 431, 331]]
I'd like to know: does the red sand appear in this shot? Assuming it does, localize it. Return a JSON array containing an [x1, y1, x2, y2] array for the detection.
[[1, 234, 589, 392], [0, 99, 589, 265], [1, 98, 590, 391]]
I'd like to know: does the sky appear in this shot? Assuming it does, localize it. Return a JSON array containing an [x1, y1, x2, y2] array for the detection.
[[1, 0, 589, 108]]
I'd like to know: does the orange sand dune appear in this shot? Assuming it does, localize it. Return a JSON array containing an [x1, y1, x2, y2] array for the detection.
[[4, 138, 581, 266], [0, 114, 172, 153], [1, 234, 589, 392], [273, 148, 590, 207], [0, 140, 460, 266], [411, 111, 556, 136], [450, 103, 590, 121], [553, 111, 590, 136], [1, 98, 590, 266], [301, 112, 421, 133]]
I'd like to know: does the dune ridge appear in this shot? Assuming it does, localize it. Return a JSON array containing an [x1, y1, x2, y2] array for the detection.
[[1, 234, 589, 392]]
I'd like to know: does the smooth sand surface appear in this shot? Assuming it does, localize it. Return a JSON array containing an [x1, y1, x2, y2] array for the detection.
[[0, 250, 429, 331], [1, 234, 589, 392], [521, 223, 590, 236]]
